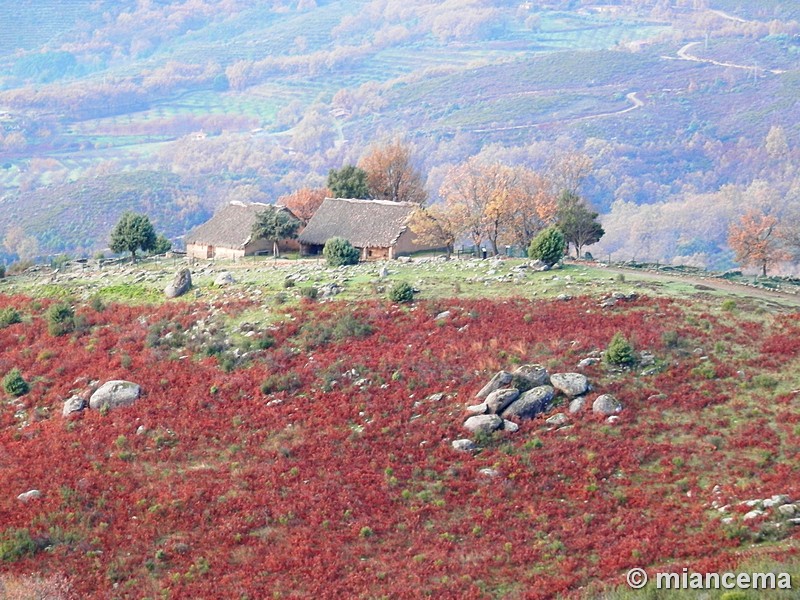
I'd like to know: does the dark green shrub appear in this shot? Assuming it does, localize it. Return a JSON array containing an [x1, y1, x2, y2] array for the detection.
[[527, 227, 565, 266], [604, 332, 635, 367], [0, 263, 5, 278], [0, 528, 40, 562], [46, 303, 75, 336], [283, 278, 295, 289], [299, 286, 318, 300], [332, 313, 373, 340], [89, 295, 105, 312], [323, 237, 360, 267], [253, 334, 276, 350], [389, 281, 414, 303], [260, 372, 301, 394], [0, 307, 22, 328], [2, 368, 29, 397], [661, 330, 682, 349]]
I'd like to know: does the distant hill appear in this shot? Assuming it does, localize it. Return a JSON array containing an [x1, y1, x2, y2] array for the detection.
[[0, 171, 209, 260]]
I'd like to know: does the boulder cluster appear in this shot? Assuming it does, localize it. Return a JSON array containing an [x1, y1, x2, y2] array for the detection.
[[453, 364, 622, 450], [62, 380, 141, 417]]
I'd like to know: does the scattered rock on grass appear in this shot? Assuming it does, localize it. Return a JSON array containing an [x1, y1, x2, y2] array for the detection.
[[451, 439, 476, 452], [546, 413, 569, 427], [569, 397, 586, 414], [62, 395, 85, 417]]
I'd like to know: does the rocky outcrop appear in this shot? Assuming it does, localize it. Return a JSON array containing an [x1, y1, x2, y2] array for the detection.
[[511, 364, 549, 391]]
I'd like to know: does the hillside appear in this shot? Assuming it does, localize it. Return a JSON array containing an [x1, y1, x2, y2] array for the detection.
[[1, 258, 800, 597], [0, 171, 210, 258], [1, 1, 799, 266]]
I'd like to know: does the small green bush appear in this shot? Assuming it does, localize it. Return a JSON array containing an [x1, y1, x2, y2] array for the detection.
[[721, 299, 736, 312], [0, 307, 22, 328], [323, 237, 360, 267], [720, 593, 748, 600], [604, 332, 635, 367], [283, 278, 295, 289], [46, 303, 75, 337], [691, 361, 717, 380], [528, 227, 565, 266], [389, 281, 414, 303], [2, 368, 29, 397], [0, 263, 5, 278]]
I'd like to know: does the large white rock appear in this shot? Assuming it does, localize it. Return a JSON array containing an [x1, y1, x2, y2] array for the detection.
[[89, 381, 141, 411], [165, 268, 192, 298], [463, 414, 504, 435], [592, 394, 623, 415], [550, 373, 589, 397]]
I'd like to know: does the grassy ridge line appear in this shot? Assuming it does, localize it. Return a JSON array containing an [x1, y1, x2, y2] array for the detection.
[[2, 256, 799, 314]]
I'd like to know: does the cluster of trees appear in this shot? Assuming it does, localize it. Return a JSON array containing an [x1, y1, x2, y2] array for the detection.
[[409, 153, 603, 258]]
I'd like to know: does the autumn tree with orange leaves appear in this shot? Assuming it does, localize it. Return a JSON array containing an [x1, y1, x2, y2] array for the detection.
[[408, 203, 466, 258], [728, 209, 790, 276], [359, 140, 428, 205], [438, 156, 559, 254], [278, 187, 330, 224]]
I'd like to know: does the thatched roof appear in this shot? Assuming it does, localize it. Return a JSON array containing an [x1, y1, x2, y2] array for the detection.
[[186, 202, 291, 249], [298, 198, 418, 248]]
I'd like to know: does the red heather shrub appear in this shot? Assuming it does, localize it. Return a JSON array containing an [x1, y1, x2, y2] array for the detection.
[[0, 293, 799, 598]]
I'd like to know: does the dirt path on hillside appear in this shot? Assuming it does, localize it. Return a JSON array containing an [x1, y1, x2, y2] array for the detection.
[[594, 263, 800, 308], [470, 91, 644, 134], [666, 41, 786, 75]]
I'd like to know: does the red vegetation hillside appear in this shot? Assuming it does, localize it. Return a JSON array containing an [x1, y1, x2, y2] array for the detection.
[[1, 293, 799, 598]]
